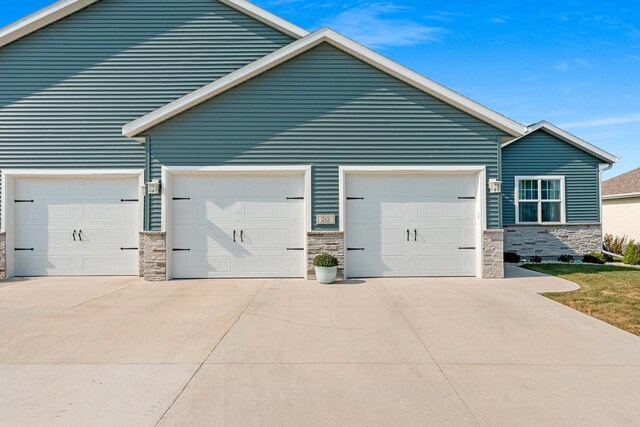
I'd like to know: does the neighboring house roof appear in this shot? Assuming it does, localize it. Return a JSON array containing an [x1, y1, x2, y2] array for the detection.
[[123, 27, 528, 138], [501, 121, 619, 164], [0, 0, 308, 48], [603, 167, 640, 199]]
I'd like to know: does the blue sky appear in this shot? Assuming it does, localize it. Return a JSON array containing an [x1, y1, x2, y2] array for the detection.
[[1, 0, 639, 178]]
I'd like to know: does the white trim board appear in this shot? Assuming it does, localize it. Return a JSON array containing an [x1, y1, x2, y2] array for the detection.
[[338, 165, 487, 279], [502, 121, 618, 164], [0, 169, 145, 278], [603, 192, 640, 201], [0, 0, 307, 49], [123, 28, 527, 138], [160, 165, 312, 280]]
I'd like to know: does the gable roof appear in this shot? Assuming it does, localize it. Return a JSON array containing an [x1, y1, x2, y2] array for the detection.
[[0, 0, 308, 48], [501, 121, 619, 164], [123, 28, 528, 138], [603, 167, 640, 198]]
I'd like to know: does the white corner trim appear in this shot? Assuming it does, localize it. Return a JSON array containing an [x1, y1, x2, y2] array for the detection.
[[602, 192, 640, 201], [338, 165, 487, 279], [123, 28, 527, 138], [0, 0, 306, 49], [502, 121, 619, 164], [514, 175, 566, 225], [218, 0, 308, 38]]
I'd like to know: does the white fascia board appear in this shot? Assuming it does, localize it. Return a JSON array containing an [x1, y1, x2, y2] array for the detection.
[[502, 121, 619, 164], [603, 192, 640, 201], [124, 28, 527, 138], [219, 0, 308, 38], [0, 0, 99, 48], [0, 0, 306, 49]]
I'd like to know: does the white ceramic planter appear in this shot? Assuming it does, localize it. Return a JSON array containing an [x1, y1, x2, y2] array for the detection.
[[315, 266, 338, 284]]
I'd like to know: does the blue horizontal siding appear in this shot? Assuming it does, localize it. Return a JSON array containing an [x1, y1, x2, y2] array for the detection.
[[502, 130, 601, 224], [0, 0, 293, 222], [147, 43, 506, 230]]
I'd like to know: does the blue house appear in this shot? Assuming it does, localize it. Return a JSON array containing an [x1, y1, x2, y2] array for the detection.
[[0, 0, 618, 281]]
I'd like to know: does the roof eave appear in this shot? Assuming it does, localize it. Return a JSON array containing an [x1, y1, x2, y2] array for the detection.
[[502, 121, 619, 164], [603, 192, 640, 200]]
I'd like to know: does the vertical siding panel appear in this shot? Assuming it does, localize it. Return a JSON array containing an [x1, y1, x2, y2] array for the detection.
[[0, 0, 293, 223], [502, 131, 601, 224], [148, 44, 505, 230]]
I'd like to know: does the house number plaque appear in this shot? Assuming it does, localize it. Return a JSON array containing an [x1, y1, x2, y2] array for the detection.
[[316, 214, 336, 225]]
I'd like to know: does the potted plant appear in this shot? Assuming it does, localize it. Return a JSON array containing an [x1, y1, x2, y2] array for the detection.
[[314, 253, 339, 284]]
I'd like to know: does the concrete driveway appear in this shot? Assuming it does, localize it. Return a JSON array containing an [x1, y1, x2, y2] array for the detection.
[[0, 275, 639, 426]]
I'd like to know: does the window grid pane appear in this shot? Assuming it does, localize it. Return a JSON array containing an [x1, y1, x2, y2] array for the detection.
[[519, 202, 539, 223], [542, 201, 561, 222], [519, 180, 538, 200], [541, 179, 561, 200]]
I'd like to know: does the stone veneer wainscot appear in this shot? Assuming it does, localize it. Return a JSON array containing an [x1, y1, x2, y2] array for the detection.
[[503, 223, 602, 258], [307, 231, 345, 280]]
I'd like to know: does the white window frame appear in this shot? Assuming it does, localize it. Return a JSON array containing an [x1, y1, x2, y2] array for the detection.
[[514, 176, 566, 224]]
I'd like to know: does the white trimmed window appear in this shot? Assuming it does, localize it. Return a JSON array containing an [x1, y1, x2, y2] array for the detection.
[[515, 176, 565, 224]]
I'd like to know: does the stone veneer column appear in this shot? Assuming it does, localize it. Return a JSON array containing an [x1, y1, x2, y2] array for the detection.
[[0, 232, 6, 280], [307, 231, 345, 280], [139, 231, 167, 281], [482, 229, 504, 279]]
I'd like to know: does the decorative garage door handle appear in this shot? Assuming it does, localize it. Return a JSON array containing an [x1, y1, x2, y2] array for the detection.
[[414, 229, 417, 242], [240, 230, 244, 242], [407, 229, 410, 241], [73, 230, 76, 241], [78, 230, 82, 241], [233, 230, 236, 242]]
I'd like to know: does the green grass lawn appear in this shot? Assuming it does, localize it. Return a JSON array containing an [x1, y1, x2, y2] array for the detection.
[[523, 264, 640, 336]]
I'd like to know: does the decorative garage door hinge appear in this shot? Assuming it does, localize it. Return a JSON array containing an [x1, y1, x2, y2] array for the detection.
[[120, 247, 138, 251], [120, 199, 138, 202], [459, 247, 476, 250], [347, 197, 364, 200], [15, 248, 34, 251], [287, 247, 304, 251], [172, 197, 190, 201], [14, 199, 34, 203], [347, 248, 365, 251], [173, 248, 191, 251], [458, 197, 476, 200], [286, 197, 304, 200]]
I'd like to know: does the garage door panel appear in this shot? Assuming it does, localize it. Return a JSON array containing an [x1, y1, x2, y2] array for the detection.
[[417, 254, 471, 275], [346, 173, 478, 278], [416, 175, 476, 197], [14, 253, 72, 276], [346, 202, 409, 224], [171, 173, 305, 278], [175, 175, 231, 197], [13, 176, 140, 277], [347, 251, 408, 277]]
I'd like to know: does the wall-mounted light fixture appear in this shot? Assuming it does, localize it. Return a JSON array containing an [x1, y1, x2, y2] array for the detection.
[[488, 179, 502, 194], [147, 180, 161, 195]]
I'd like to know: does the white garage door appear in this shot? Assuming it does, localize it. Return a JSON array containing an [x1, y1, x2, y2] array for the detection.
[[346, 173, 478, 277], [13, 177, 140, 276], [171, 173, 305, 279]]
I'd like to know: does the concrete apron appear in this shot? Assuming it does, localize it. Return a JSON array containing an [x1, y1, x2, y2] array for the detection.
[[0, 276, 638, 426]]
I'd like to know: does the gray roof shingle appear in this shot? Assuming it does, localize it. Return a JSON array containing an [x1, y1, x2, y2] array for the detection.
[[603, 167, 640, 196]]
